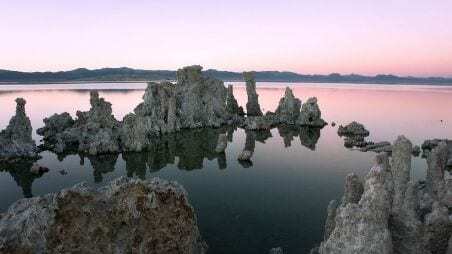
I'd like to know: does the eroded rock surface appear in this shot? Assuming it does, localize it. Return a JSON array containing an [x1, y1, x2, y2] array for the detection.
[[338, 121, 369, 137], [298, 97, 327, 127], [275, 87, 301, 125], [319, 136, 452, 254], [0, 98, 37, 160], [244, 72, 263, 116], [38, 91, 122, 155], [122, 66, 228, 151], [0, 177, 207, 254]]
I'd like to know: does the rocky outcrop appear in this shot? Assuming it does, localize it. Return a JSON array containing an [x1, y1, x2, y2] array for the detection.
[[319, 136, 452, 254], [298, 97, 327, 127], [0, 177, 207, 254], [275, 87, 301, 125], [0, 98, 37, 160], [38, 91, 122, 155], [338, 121, 370, 137], [225, 84, 244, 117], [121, 66, 228, 151], [243, 72, 263, 116]]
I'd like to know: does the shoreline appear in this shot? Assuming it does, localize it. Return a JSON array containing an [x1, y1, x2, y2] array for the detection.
[[1, 80, 452, 86]]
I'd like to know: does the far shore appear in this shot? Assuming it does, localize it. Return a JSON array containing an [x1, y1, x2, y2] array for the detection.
[[1, 80, 452, 86]]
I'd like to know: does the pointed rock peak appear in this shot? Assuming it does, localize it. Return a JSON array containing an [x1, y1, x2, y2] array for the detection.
[[284, 87, 294, 98], [14, 97, 27, 116]]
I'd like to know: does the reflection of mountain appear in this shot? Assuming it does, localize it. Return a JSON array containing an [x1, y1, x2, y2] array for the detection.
[[0, 159, 47, 198], [277, 125, 321, 150]]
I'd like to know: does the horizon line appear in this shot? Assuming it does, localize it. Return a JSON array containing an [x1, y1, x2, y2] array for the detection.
[[1, 66, 451, 80]]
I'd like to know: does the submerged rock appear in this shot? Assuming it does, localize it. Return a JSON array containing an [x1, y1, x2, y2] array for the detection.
[[0, 177, 207, 254], [0, 98, 37, 160], [243, 72, 263, 116]]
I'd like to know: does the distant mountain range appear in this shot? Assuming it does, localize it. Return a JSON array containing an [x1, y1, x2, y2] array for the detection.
[[1, 67, 451, 85]]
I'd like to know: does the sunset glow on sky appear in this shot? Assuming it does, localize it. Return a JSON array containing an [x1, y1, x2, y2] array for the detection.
[[1, 0, 451, 76]]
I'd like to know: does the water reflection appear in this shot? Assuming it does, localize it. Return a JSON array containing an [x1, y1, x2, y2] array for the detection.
[[0, 159, 46, 198], [277, 125, 321, 150], [1, 125, 324, 198]]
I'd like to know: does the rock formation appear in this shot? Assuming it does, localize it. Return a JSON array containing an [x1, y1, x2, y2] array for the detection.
[[0, 177, 207, 254], [319, 136, 452, 254], [121, 66, 228, 151], [337, 121, 371, 148], [38, 91, 122, 155], [0, 98, 37, 160], [298, 97, 327, 127], [337, 121, 370, 137], [275, 87, 301, 125], [226, 84, 244, 117], [243, 72, 263, 116]]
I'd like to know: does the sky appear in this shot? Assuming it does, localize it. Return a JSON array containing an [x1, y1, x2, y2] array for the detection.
[[0, 0, 451, 77]]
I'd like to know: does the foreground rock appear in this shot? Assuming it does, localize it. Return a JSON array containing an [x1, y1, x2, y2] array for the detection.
[[319, 136, 452, 254], [0, 98, 37, 160], [0, 177, 207, 254]]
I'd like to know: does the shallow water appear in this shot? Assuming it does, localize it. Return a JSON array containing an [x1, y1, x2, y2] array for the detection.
[[1, 82, 452, 254]]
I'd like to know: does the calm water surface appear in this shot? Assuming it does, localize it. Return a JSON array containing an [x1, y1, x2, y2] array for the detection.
[[1, 82, 452, 254]]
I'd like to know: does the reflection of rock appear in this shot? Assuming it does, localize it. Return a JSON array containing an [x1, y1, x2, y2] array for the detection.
[[277, 125, 299, 147], [38, 91, 122, 155], [121, 128, 229, 172], [87, 154, 118, 183], [238, 150, 253, 161], [319, 136, 452, 254], [237, 130, 272, 165], [299, 127, 321, 150], [277, 125, 321, 150], [122, 152, 148, 180], [0, 158, 47, 198], [244, 72, 263, 116], [0, 98, 37, 160], [0, 177, 207, 254], [215, 133, 228, 153]]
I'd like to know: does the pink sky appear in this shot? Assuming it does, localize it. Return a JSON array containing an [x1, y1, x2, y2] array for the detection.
[[1, 0, 451, 76]]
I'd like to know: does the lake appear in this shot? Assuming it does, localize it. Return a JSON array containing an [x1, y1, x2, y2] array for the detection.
[[1, 82, 452, 254]]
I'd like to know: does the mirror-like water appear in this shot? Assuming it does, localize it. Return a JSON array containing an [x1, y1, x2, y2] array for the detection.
[[1, 82, 452, 253]]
